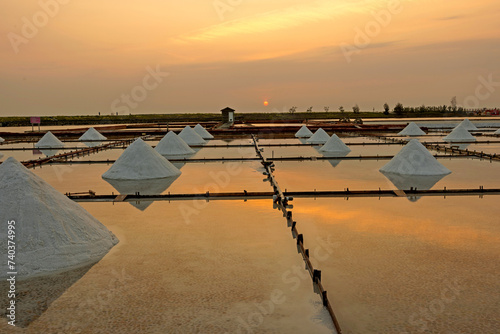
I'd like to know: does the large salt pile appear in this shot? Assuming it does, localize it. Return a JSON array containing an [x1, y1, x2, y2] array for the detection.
[[459, 118, 478, 131], [443, 123, 476, 142], [193, 124, 214, 140], [380, 139, 451, 175], [35, 131, 65, 148], [306, 128, 330, 144], [155, 131, 195, 156], [319, 134, 351, 154], [0, 157, 118, 279], [178, 126, 206, 145], [79, 127, 107, 141], [102, 138, 181, 180], [398, 122, 426, 136], [295, 125, 313, 138]]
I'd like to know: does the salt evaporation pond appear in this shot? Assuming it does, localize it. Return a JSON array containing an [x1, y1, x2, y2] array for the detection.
[[290, 196, 500, 333]]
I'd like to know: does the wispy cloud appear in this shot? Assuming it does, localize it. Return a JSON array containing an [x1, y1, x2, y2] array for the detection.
[[175, 0, 382, 43]]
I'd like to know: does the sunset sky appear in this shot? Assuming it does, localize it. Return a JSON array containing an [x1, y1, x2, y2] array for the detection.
[[1, 0, 499, 116]]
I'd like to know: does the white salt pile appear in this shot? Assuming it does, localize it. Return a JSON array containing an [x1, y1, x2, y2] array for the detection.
[[193, 124, 214, 140], [443, 123, 476, 142], [0, 157, 118, 279], [155, 131, 195, 156], [0, 137, 4, 143], [398, 122, 426, 136], [319, 134, 351, 154], [178, 126, 206, 145], [79, 127, 107, 141], [35, 131, 65, 148], [494, 128, 500, 135], [459, 118, 478, 131], [306, 128, 330, 144], [295, 125, 313, 138], [102, 138, 181, 180], [380, 139, 451, 175]]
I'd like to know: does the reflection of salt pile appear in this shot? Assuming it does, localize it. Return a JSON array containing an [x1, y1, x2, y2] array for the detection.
[[155, 131, 195, 156], [306, 128, 330, 144], [319, 134, 351, 154], [0, 157, 118, 279], [104, 176, 180, 211], [193, 124, 214, 140], [0, 261, 97, 327], [179, 126, 206, 145], [459, 118, 478, 131], [381, 172, 448, 202], [102, 138, 181, 180], [295, 125, 313, 138], [380, 139, 451, 175], [443, 123, 476, 142], [35, 131, 65, 148], [398, 122, 426, 136]]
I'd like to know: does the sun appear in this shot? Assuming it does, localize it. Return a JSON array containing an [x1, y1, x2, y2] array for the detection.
[[263, 100, 269, 106]]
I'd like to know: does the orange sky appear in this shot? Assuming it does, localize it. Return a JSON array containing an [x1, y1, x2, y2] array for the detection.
[[1, 0, 499, 116]]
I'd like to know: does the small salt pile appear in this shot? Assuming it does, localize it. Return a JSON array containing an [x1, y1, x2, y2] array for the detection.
[[79, 127, 107, 141], [306, 128, 330, 144], [380, 139, 451, 175], [459, 118, 478, 131], [0, 157, 118, 279], [0, 137, 5, 143], [443, 123, 476, 142], [494, 128, 500, 135], [155, 131, 195, 156], [178, 126, 206, 145], [102, 138, 181, 180], [193, 124, 214, 140], [398, 122, 426, 136], [295, 125, 313, 138], [35, 131, 65, 148], [319, 134, 351, 154]]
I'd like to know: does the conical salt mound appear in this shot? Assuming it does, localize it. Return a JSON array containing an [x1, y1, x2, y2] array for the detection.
[[319, 134, 351, 154], [193, 124, 214, 140], [494, 128, 500, 135], [380, 139, 451, 175], [306, 128, 330, 144], [0, 157, 118, 279], [178, 126, 206, 145], [79, 127, 107, 141], [35, 131, 64, 148], [459, 119, 478, 131], [155, 131, 195, 156], [295, 125, 313, 138], [0, 137, 4, 143], [398, 122, 426, 136], [443, 123, 476, 142], [102, 138, 181, 180]]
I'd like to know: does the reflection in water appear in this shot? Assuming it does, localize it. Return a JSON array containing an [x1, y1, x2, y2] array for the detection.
[[161, 153, 195, 170], [104, 175, 180, 211], [381, 170, 448, 201], [321, 151, 350, 168], [448, 143, 471, 150], [39, 149, 61, 157], [0, 261, 98, 327], [82, 140, 104, 148]]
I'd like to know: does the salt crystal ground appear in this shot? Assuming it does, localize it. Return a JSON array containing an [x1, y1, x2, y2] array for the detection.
[[0, 120, 499, 333]]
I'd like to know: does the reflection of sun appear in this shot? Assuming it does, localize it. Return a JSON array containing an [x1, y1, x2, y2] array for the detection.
[[263, 100, 269, 106]]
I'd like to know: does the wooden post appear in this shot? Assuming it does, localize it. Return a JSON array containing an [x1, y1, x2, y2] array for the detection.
[[297, 234, 303, 245]]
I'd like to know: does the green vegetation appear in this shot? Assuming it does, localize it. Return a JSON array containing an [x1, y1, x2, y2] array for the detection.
[[0, 107, 472, 127]]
